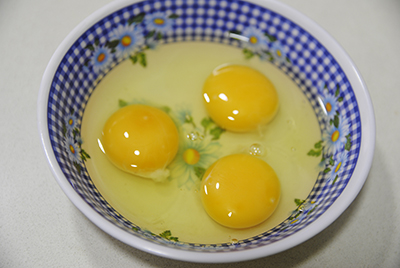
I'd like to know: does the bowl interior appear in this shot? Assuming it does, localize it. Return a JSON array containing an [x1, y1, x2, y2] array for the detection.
[[44, 0, 362, 253]]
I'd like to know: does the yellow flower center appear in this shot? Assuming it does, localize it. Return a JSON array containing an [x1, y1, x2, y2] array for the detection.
[[276, 49, 282, 57], [154, 18, 165, 25], [183, 148, 200, 165], [325, 102, 332, 113], [331, 130, 340, 142], [121, 35, 132, 47], [249, 36, 258, 44], [97, 53, 105, 63], [68, 118, 73, 126], [335, 161, 342, 173], [69, 145, 75, 154]]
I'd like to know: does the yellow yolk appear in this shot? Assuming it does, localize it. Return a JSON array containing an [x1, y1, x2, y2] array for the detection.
[[202, 64, 279, 132], [201, 154, 281, 229], [101, 104, 179, 182]]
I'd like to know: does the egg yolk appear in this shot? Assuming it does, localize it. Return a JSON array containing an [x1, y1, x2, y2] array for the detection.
[[101, 104, 179, 182], [202, 64, 279, 132], [201, 154, 280, 229]]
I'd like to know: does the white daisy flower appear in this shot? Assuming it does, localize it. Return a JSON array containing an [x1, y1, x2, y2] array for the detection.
[[91, 46, 113, 73], [64, 136, 81, 163], [109, 24, 145, 58], [145, 12, 174, 34], [322, 112, 350, 156]]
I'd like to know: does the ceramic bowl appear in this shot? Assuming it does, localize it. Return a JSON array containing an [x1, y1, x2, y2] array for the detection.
[[38, 0, 375, 263]]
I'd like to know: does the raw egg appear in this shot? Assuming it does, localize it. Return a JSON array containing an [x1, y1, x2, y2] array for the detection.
[[202, 64, 279, 132], [201, 154, 281, 229], [101, 104, 179, 181]]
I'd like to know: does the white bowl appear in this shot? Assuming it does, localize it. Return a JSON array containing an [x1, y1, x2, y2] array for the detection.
[[38, 0, 375, 263]]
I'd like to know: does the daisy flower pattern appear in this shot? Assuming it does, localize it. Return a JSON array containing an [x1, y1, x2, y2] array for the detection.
[[65, 114, 77, 132], [285, 201, 318, 228], [270, 41, 287, 63], [84, 12, 179, 69], [319, 92, 338, 119], [169, 138, 221, 189], [62, 110, 91, 173], [91, 46, 113, 73], [64, 136, 81, 163], [318, 83, 339, 119], [109, 24, 145, 59], [175, 107, 196, 127], [326, 151, 348, 184], [322, 112, 350, 156], [308, 83, 352, 189], [229, 26, 291, 63], [145, 12, 174, 34], [242, 26, 269, 53]]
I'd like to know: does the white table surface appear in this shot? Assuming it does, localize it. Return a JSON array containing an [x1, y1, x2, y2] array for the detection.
[[1, 0, 399, 267]]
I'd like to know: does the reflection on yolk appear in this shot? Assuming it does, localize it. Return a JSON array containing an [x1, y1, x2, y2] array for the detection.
[[202, 64, 279, 132], [101, 104, 179, 182], [201, 154, 281, 229]]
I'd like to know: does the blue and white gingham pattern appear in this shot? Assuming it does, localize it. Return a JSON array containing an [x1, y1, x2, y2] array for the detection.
[[47, 0, 362, 251]]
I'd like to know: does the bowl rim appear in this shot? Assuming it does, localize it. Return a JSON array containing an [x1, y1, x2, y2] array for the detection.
[[37, 0, 376, 263]]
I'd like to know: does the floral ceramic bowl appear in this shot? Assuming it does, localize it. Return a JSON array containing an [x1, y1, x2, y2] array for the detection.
[[37, 0, 375, 263]]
